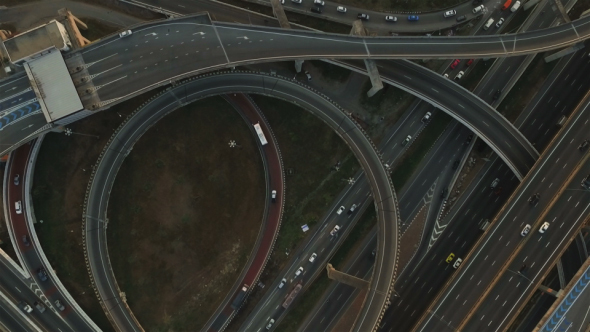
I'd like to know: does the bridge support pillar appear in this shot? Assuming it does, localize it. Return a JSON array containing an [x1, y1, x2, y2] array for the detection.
[[538, 285, 561, 298], [553, 0, 571, 23], [295, 60, 304, 73], [326, 263, 369, 289], [350, 21, 383, 97], [269, 0, 305, 73], [544, 42, 585, 63]]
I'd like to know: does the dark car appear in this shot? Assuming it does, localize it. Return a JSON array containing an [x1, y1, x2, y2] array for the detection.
[[493, 89, 502, 100], [465, 134, 474, 145], [440, 188, 448, 198], [37, 267, 48, 282], [22, 235, 30, 247], [529, 193, 540, 206], [579, 139, 589, 151], [407, 15, 419, 21], [452, 160, 460, 170], [472, 0, 483, 5], [357, 13, 369, 20], [14, 174, 20, 186], [456, 15, 467, 22], [310, 7, 322, 14]]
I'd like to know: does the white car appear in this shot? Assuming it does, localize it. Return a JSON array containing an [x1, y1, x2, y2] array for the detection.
[[291, 0, 302, 3], [266, 318, 275, 330], [309, 253, 317, 263], [443, 10, 457, 18], [336, 6, 347, 13], [271, 190, 277, 202], [496, 17, 505, 28], [295, 267, 304, 277], [521, 224, 531, 236], [278, 278, 287, 289], [15, 201, 22, 214], [336, 206, 345, 215], [454, 71, 465, 80], [444, 73, 449, 78], [313, 0, 324, 5], [330, 225, 341, 236], [421, 112, 432, 123], [402, 135, 412, 146], [119, 30, 132, 38], [453, 258, 463, 269], [539, 222, 550, 234], [385, 16, 398, 22]]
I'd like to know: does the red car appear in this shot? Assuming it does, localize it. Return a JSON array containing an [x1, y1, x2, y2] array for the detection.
[[466, 59, 474, 67], [450, 59, 461, 69]]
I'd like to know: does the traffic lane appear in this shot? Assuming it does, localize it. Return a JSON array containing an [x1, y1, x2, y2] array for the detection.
[[0, 298, 38, 332], [247, 181, 374, 329], [0, 113, 48, 157], [381, 158, 519, 331], [0, 90, 36, 113], [465, 184, 590, 330], [0, 75, 30, 101], [365, 59, 536, 179], [522, 52, 590, 149], [0, 259, 74, 331], [224, 94, 284, 286], [417, 93, 590, 331], [143, 0, 286, 28], [9, 146, 91, 330], [304, 233, 376, 331]]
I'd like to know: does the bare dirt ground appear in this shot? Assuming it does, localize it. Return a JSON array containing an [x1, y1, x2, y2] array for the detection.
[[0, 166, 18, 262], [106, 96, 265, 331], [32, 89, 167, 332]]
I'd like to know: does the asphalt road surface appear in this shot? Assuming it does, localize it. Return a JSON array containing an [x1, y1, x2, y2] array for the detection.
[[83, 72, 398, 332], [415, 89, 590, 331], [5, 144, 98, 331], [202, 93, 285, 331]]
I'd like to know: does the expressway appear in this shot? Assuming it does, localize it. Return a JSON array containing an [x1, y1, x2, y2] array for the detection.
[[82, 72, 398, 332], [4, 144, 99, 331], [73, 15, 542, 179], [415, 89, 590, 331], [138, 0, 483, 33]]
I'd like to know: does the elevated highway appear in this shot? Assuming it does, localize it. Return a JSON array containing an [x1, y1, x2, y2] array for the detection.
[[83, 72, 399, 332]]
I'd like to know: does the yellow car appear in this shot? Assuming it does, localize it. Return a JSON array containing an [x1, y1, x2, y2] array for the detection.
[[445, 253, 455, 263]]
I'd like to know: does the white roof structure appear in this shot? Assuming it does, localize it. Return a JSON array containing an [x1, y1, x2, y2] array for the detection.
[[24, 48, 83, 122]]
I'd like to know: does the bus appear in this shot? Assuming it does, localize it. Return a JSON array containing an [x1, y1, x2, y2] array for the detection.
[[253, 122, 268, 146]]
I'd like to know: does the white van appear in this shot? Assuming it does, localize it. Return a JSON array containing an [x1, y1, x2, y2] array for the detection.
[[483, 18, 495, 30], [472, 5, 484, 14], [510, 1, 521, 12]]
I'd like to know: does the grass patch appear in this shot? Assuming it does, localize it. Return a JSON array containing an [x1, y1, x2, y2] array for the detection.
[[461, 58, 492, 92], [498, 53, 557, 123], [78, 17, 120, 42], [311, 60, 352, 83], [226, 95, 361, 329], [107, 96, 265, 331], [357, 80, 417, 144], [278, 207, 377, 332], [392, 112, 453, 191]]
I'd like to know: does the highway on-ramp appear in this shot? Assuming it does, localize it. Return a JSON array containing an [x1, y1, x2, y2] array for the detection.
[[83, 72, 398, 332]]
